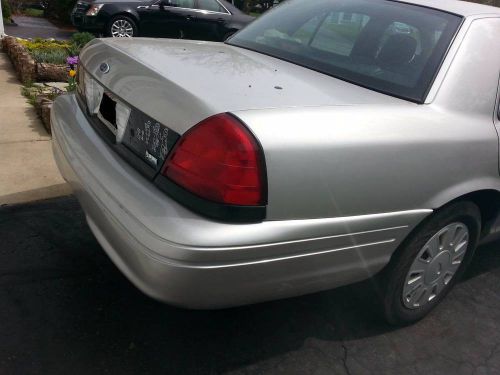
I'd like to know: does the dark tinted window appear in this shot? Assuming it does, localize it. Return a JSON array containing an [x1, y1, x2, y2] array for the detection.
[[227, 0, 462, 102], [169, 0, 195, 8], [197, 0, 226, 12]]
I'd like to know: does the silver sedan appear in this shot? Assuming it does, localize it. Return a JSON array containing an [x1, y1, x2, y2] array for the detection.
[[51, 0, 500, 325]]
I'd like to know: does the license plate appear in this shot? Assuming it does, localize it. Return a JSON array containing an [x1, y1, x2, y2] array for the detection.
[[123, 109, 180, 170]]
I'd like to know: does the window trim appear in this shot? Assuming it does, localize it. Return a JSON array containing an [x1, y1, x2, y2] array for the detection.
[[151, 0, 230, 15]]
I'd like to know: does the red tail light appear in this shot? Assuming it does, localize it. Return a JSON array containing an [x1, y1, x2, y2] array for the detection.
[[161, 114, 266, 206]]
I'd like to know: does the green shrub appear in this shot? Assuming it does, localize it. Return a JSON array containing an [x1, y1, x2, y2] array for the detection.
[[2, 0, 12, 20], [71, 32, 95, 48], [23, 8, 44, 17], [20, 38, 72, 50], [19, 38, 71, 64], [44, 0, 77, 24], [18, 35, 91, 65], [66, 44, 80, 57]]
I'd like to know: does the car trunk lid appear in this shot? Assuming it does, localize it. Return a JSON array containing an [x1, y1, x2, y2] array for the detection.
[[79, 38, 407, 135]]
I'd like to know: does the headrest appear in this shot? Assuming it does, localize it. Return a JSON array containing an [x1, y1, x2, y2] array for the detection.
[[377, 34, 417, 67]]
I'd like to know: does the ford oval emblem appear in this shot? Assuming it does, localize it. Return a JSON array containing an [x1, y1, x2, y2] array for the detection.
[[99, 63, 110, 74]]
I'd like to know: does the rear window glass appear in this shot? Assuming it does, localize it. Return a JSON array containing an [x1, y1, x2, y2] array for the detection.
[[227, 0, 462, 102]]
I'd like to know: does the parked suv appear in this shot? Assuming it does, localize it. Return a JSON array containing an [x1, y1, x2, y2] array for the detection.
[[71, 0, 254, 40]]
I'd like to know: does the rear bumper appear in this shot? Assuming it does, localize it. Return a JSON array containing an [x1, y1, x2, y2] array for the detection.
[[51, 94, 431, 308]]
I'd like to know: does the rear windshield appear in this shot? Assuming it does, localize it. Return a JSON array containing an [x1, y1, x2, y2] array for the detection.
[[227, 0, 462, 102]]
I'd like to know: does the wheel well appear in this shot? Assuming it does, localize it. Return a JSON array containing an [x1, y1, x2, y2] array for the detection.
[[381, 190, 500, 277], [109, 12, 139, 26], [445, 190, 500, 236]]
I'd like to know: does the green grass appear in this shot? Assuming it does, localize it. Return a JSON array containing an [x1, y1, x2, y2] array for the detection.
[[21, 85, 38, 106], [22, 8, 44, 17], [21, 83, 65, 107]]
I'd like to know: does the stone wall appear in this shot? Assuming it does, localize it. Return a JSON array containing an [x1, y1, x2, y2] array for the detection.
[[2, 36, 67, 83], [2, 36, 36, 82], [2, 36, 68, 135]]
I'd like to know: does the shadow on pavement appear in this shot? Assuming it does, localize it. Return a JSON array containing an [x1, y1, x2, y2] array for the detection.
[[1, 196, 499, 374]]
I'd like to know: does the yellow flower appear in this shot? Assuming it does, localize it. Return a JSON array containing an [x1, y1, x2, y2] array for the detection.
[[69, 69, 76, 77]]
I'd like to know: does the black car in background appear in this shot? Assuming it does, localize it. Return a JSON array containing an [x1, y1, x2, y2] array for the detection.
[[71, 0, 254, 40]]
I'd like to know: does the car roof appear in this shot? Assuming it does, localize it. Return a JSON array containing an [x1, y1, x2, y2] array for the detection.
[[395, 0, 500, 17]]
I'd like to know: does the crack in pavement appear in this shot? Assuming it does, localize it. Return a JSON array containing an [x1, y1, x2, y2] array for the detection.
[[341, 343, 352, 375]]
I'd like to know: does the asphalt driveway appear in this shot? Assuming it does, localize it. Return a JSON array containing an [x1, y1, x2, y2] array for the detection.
[[0, 196, 499, 375], [5, 16, 74, 40]]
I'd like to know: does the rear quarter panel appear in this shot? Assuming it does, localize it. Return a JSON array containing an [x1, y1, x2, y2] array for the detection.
[[235, 104, 499, 220], [234, 16, 500, 222]]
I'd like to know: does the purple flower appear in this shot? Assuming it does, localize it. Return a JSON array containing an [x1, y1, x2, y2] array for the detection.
[[66, 56, 79, 66]]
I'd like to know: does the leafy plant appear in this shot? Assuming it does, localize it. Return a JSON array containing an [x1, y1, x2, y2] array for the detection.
[[22, 83, 65, 107], [66, 44, 80, 57], [22, 8, 44, 17], [19, 38, 72, 50], [21, 85, 38, 106], [18, 38, 74, 64], [71, 32, 95, 49], [66, 56, 79, 92], [44, 0, 77, 23], [2, 0, 12, 19], [28, 48, 69, 64], [18, 34, 92, 65], [6, 0, 26, 14]]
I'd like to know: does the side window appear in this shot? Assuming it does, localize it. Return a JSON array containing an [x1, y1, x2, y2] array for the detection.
[[309, 12, 370, 56], [197, 0, 226, 13], [169, 0, 195, 8]]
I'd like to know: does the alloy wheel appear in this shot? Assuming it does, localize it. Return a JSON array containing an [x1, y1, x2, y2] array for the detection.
[[402, 222, 469, 309], [110, 19, 134, 38]]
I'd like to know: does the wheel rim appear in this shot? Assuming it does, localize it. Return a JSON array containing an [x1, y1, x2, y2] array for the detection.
[[402, 222, 469, 309], [111, 19, 134, 38]]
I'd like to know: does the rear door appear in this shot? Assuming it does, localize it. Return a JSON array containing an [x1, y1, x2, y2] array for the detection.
[[138, 1, 178, 37], [193, 0, 231, 41], [139, 0, 198, 38], [166, 0, 199, 39]]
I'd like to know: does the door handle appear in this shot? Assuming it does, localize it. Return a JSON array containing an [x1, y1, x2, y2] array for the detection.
[[217, 18, 224, 22], [186, 15, 194, 21]]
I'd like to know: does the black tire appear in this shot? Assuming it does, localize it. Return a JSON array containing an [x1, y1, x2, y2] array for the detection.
[[380, 201, 481, 325], [106, 15, 138, 38]]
